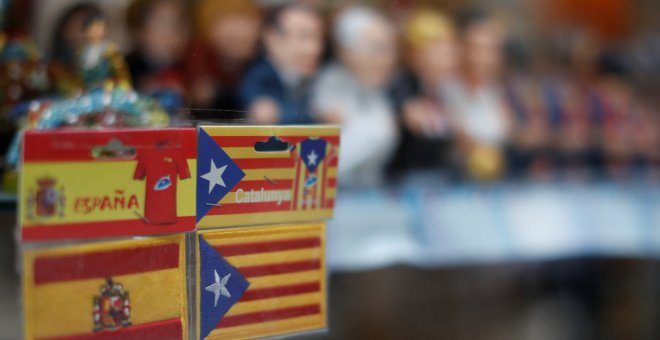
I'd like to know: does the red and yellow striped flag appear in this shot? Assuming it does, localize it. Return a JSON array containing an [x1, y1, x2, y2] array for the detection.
[[23, 235, 188, 340], [197, 223, 327, 339], [197, 126, 339, 228]]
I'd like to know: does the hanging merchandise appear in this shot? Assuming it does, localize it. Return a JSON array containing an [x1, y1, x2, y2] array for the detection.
[[18, 125, 341, 340], [19, 128, 195, 241], [196, 126, 340, 228]]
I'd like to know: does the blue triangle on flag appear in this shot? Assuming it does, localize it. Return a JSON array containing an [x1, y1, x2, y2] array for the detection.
[[196, 128, 245, 222], [198, 235, 249, 339], [300, 138, 327, 173]]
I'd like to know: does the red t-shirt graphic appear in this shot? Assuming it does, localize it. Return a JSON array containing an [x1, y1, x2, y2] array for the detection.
[[133, 148, 190, 224]]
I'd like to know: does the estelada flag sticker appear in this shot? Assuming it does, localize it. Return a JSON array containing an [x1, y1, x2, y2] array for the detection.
[[23, 235, 188, 340], [197, 223, 327, 339], [19, 128, 197, 241], [196, 126, 340, 228]]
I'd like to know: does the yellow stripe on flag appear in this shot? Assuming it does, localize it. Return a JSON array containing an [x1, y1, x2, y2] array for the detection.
[[225, 248, 321, 267], [203, 126, 340, 137], [207, 315, 325, 340], [224, 147, 292, 159], [226, 292, 324, 316], [205, 229, 322, 245], [241, 168, 296, 181], [197, 211, 333, 228], [32, 268, 183, 339], [198, 210, 334, 228], [315, 161, 324, 208], [246, 270, 324, 289]]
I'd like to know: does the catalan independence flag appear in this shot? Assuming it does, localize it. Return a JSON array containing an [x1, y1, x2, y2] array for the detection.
[[196, 126, 339, 228], [197, 223, 327, 339], [23, 235, 188, 340]]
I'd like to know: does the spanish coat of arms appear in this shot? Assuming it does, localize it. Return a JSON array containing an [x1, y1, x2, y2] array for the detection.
[[93, 277, 131, 331]]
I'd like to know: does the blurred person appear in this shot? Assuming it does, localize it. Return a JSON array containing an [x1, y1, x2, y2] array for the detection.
[[632, 102, 660, 178], [240, 3, 324, 125], [596, 54, 655, 178], [504, 44, 558, 179], [389, 9, 458, 174], [49, 3, 102, 94], [553, 29, 606, 177], [51, 3, 102, 69], [312, 6, 399, 187], [77, 13, 131, 89], [599, 84, 638, 178], [184, 0, 261, 116], [124, 0, 189, 97], [442, 10, 511, 180]]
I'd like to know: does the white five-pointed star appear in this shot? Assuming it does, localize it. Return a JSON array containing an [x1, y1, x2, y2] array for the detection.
[[200, 159, 227, 194], [307, 150, 318, 166], [205, 270, 231, 307]]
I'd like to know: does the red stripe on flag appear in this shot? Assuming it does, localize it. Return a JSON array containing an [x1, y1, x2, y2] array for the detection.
[[291, 156, 302, 211], [326, 178, 336, 188], [240, 282, 321, 302], [212, 136, 340, 148], [217, 304, 321, 329], [206, 201, 292, 216], [215, 237, 321, 256], [233, 157, 294, 169], [239, 259, 321, 278], [326, 157, 338, 167], [22, 216, 196, 242], [233, 179, 294, 191], [41, 317, 182, 340], [34, 244, 179, 285], [325, 199, 334, 209]]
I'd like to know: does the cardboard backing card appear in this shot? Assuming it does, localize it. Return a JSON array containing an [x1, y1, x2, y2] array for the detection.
[[196, 126, 340, 228], [20, 128, 197, 241]]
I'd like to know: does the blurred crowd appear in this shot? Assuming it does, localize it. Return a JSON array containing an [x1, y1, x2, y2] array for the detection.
[[1, 0, 659, 186]]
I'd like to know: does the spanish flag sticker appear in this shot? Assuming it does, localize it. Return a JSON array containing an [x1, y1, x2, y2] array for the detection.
[[197, 223, 327, 339], [23, 235, 188, 340]]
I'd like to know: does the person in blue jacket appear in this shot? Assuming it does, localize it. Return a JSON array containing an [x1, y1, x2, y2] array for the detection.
[[239, 3, 323, 125]]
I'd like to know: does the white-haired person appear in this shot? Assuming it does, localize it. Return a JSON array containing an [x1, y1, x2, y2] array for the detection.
[[311, 6, 399, 187]]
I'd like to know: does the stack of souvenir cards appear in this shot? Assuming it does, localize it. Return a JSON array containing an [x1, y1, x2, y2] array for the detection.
[[18, 125, 340, 340], [194, 126, 339, 339], [19, 128, 196, 340]]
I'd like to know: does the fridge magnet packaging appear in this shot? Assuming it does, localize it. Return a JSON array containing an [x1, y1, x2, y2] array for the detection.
[[196, 126, 340, 228], [22, 234, 188, 340], [19, 128, 197, 241], [196, 222, 327, 339]]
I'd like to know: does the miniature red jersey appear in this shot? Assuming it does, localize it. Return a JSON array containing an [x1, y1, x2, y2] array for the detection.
[[133, 148, 190, 224]]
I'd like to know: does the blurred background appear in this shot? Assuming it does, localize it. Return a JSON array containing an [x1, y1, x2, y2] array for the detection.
[[0, 0, 659, 339]]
